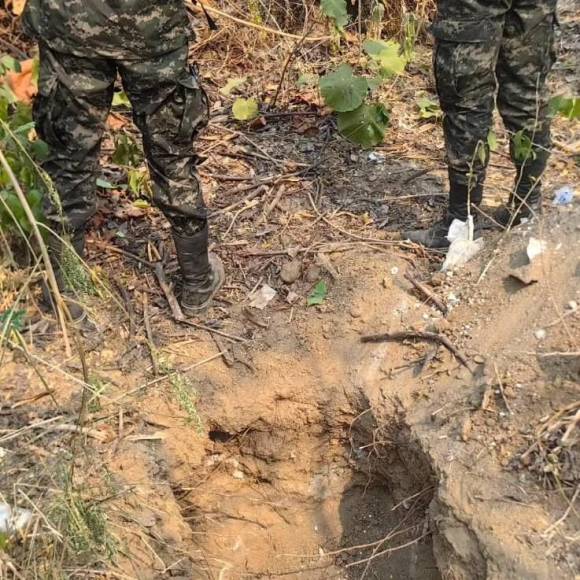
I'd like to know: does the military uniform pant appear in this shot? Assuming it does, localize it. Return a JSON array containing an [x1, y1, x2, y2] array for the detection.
[[433, 0, 557, 218], [34, 43, 209, 235]]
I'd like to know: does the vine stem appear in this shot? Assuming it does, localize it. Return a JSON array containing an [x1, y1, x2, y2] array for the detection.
[[0, 145, 72, 356]]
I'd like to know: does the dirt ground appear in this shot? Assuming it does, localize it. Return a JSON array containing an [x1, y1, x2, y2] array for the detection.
[[1, 1, 579, 579]]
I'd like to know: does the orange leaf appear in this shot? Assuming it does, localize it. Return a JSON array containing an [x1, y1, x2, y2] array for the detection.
[[7, 0, 27, 15], [5, 59, 37, 104]]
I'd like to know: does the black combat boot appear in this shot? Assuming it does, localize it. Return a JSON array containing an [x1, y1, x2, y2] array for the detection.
[[172, 224, 224, 316], [403, 181, 482, 249], [42, 228, 87, 323], [493, 187, 542, 228]]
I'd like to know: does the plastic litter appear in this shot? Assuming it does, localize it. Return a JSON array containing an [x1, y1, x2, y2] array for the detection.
[[526, 237, 547, 262], [368, 152, 385, 163], [441, 216, 484, 272], [248, 284, 277, 310], [553, 185, 575, 206], [0, 503, 33, 535]]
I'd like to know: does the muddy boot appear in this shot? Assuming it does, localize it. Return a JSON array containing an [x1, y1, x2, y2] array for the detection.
[[41, 229, 87, 324], [173, 224, 224, 316]]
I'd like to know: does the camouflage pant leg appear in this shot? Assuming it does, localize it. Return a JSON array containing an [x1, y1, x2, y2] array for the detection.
[[34, 43, 116, 231], [118, 46, 209, 236], [432, 1, 506, 216], [497, 0, 557, 202], [433, 0, 556, 216]]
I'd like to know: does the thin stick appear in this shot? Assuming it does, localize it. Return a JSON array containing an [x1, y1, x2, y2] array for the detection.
[[493, 363, 513, 415], [0, 146, 71, 356], [404, 271, 448, 314], [362, 331, 470, 369], [143, 293, 159, 376], [270, 21, 312, 109], [543, 485, 580, 536], [154, 263, 185, 321]]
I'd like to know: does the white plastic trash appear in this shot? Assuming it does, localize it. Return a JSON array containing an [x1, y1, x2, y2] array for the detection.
[[441, 216, 484, 272], [0, 502, 33, 535]]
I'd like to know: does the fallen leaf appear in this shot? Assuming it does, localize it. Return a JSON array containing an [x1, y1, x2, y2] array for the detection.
[[8, 0, 26, 15], [5, 59, 37, 104]]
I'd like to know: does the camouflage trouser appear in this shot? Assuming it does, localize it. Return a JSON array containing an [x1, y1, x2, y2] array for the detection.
[[432, 0, 557, 217], [34, 43, 209, 235]]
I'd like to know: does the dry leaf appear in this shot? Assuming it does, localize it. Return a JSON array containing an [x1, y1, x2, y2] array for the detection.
[[6, 59, 37, 104], [8, 0, 27, 16]]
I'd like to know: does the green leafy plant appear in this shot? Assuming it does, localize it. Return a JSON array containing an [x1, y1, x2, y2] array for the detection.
[[416, 95, 442, 120], [512, 130, 536, 162], [550, 95, 580, 121], [321, 0, 349, 30], [319, 38, 408, 147], [0, 94, 48, 236]]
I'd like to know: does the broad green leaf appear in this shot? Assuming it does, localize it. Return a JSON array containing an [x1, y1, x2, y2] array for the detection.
[[96, 178, 116, 189], [549, 95, 580, 120], [363, 39, 407, 77], [337, 103, 389, 149], [220, 77, 247, 96], [133, 198, 150, 209], [128, 168, 149, 196], [321, 0, 348, 29], [232, 98, 259, 121], [487, 129, 498, 151], [416, 96, 441, 120], [307, 280, 328, 306], [112, 91, 131, 108], [320, 64, 368, 113]]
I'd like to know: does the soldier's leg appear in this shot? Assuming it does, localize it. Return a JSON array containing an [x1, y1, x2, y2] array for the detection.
[[34, 43, 116, 232], [405, 0, 507, 248], [495, 0, 557, 226], [119, 48, 223, 314], [34, 44, 115, 320]]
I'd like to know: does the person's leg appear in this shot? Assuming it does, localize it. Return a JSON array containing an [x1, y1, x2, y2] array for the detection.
[[405, 0, 509, 248], [119, 47, 223, 314], [34, 43, 115, 319], [494, 0, 557, 227]]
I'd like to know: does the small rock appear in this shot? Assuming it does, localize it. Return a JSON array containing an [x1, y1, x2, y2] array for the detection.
[[280, 259, 302, 284], [430, 272, 445, 287], [534, 328, 546, 340], [350, 305, 363, 318], [473, 355, 485, 364], [305, 265, 321, 283], [567, 300, 578, 311]]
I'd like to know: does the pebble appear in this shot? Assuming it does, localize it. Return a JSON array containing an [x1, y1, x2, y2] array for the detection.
[[350, 305, 363, 318], [305, 265, 321, 283], [473, 355, 485, 364], [280, 259, 302, 284], [430, 272, 446, 287], [534, 328, 546, 340]]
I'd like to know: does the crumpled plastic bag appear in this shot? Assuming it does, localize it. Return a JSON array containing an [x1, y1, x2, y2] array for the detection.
[[441, 216, 484, 272], [552, 185, 574, 206], [0, 502, 33, 535]]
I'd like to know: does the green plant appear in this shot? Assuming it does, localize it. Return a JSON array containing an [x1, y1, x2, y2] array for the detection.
[[0, 98, 48, 236], [51, 471, 116, 561], [416, 95, 442, 120], [549, 95, 580, 121], [512, 130, 536, 162], [319, 37, 409, 147]]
